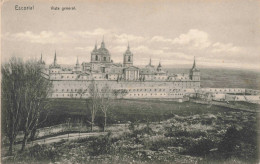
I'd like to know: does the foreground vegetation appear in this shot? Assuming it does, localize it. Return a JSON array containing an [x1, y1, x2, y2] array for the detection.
[[2, 99, 259, 164]]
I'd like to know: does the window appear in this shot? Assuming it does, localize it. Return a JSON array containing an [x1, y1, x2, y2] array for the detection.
[[128, 56, 131, 62], [104, 57, 106, 61], [96, 55, 98, 61]]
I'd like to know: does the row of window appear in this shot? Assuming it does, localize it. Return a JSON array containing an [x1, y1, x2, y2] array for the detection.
[[52, 93, 184, 97], [55, 88, 186, 92], [129, 93, 183, 96], [207, 89, 242, 92]]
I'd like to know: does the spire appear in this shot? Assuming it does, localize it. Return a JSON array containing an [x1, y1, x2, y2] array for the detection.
[[158, 60, 162, 67], [54, 50, 57, 65], [76, 57, 79, 66], [95, 40, 97, 49], [149, 57, 152, 66], [101, 36, 105, 48], [127, 41, 130, 50], [192, 56, 196, 69]]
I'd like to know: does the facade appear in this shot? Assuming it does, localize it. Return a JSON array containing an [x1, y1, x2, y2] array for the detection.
[[43, 38, 201, 99]]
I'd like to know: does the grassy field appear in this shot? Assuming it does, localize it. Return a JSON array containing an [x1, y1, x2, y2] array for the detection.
[[41, 98, 243, 127]]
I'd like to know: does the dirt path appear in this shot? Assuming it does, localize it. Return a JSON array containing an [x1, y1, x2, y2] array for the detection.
[[32, 132, 108, 145]]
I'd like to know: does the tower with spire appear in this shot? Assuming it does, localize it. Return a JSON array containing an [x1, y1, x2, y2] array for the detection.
[[38, 53, 45, 65], [157, 61, 162, 72], [73, 57, 81, 73], [123, 42, 133, 67], [49, 51, 61, 75], [189, 56, 200, 81]]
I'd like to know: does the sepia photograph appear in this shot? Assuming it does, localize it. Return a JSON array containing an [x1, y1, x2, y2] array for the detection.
[[1, 0, 260, 163]]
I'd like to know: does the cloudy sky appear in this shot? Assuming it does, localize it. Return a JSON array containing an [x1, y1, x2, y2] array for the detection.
[[2, 0, 260, 70]]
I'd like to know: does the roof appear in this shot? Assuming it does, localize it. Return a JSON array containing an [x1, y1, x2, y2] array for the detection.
[[124, 66, 139, 71]]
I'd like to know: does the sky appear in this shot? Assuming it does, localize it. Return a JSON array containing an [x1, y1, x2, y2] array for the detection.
[[2, 0, 260, 70]]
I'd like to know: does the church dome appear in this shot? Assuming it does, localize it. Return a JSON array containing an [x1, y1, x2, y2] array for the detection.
[[97, 46, 110, 56], [97, 38, 110, 56]]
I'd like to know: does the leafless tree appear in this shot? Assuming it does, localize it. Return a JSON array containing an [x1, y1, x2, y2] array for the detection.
[[99, 83, 112, 132], [1, 57, 25, 155], [87, 80, 100, 131], [20, 60, 52, 151]]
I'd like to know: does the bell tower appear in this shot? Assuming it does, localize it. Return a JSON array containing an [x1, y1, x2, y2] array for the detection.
[[190, 56, 200, 81], [123, 42, 133, 67]]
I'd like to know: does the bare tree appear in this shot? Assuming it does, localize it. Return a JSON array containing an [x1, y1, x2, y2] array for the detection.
[[100, 83, 111, 132], [1, 57, 25, 155], [87, 80, 100, 131], [20, 60, 52, 151]]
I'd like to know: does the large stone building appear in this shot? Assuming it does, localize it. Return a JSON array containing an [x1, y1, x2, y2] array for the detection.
[[41, 38, 201, 99]]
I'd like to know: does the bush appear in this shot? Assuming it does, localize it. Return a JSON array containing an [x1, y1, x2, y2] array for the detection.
[[88, 132, 114, 156], [165, 126, 207, 138], [184, 138, 215, 156], [14, 144, 59, 162], [218, 126, 258, 160]]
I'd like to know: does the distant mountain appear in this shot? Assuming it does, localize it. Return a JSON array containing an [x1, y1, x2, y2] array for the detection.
[[164, 68, 260, 89]]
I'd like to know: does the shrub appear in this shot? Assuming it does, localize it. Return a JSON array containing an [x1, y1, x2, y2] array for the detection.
[[16, 144, 59, 162], [218, 126, 258, 160], [184, 138, 215, 156], [88, 132, 113, 156]]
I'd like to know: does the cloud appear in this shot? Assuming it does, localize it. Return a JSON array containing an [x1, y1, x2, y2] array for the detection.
[[151, 36, 173, 43], [3, 31, 74, 44], [211, 42, 241, 53], [132, 45, 164, 56], [172, 29, 211, 49], [74, 46, 94, 52], [3, 28, 254, 69], [112, 33, 146, 45], [75, 28, 110, 38]]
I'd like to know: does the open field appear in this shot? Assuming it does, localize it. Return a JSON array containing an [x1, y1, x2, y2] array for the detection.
[[40, 98, 257, 128]]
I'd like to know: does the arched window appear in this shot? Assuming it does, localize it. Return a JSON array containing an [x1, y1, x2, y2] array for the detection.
[[128, 56, 131, 62], [95, 55, 98, 61]]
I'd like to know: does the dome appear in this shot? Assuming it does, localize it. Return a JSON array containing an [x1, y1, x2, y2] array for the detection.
[[97, 47, 110, 56]]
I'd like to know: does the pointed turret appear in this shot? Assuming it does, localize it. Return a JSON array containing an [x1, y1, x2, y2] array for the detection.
[[157, 61, 162, 72], [192, 56, 196, 69], [127, 41, 130, 50], [94, 41, 97, 50], [54, 51, 57, 66], [101, 35, 105, 48], [190, 56, 200, 82], [76, 57, 79, 66], [49, 50, 60, 69], [73, 57, 81, 73], [149, 57, 152, 66], [38, 53, 45, 65]]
